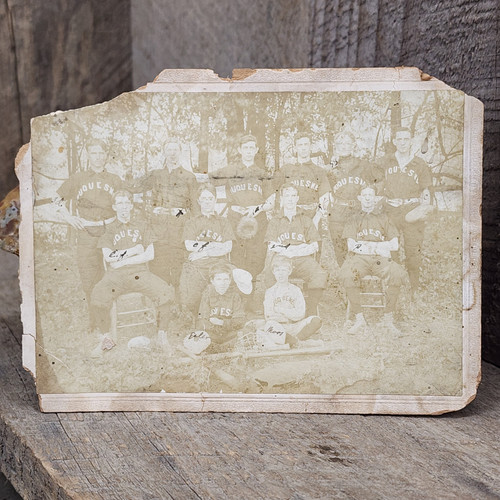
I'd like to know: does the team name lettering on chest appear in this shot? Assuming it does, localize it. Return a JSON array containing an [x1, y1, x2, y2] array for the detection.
[[113, 228, 142, 246], [333, 176, 367, 193], [357, 228, 385, 241], [292, 179, 319, 191], [387, 166, 419, 184], [274, 295, 295, 307], [77, 182, 114, 199], [197, 229, 223, 242], [230, 183, 263, 194], [277, 231, 305, 245], [211, 306, 233, 317]]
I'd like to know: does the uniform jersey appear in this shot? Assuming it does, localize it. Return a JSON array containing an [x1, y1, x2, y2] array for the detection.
[[140, 166, 198, 211], [328, 157, 382, 222], [264, 282, 306, 323], [265, 212, 320, 246], [210, 163, 274, 208], [57, 170, 122, 221], [198, 284, 245, 329], [276, 161, 331, 205], [182, 214, 235, 243], [381, 153, 432, 200], [97, 216, 153, 272], [342, 211, 399, 243]]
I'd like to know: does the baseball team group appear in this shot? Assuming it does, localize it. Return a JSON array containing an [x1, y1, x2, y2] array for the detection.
[[54, 127, 433, 355]]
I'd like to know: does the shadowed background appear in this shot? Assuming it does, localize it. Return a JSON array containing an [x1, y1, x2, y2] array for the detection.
[[0, 0, 497, 363]]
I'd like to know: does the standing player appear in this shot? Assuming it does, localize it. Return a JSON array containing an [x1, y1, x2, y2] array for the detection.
[[264, 183, 328, 316], [54, 140, 123, 332], [178, 183, 235, 318], [339, 185, 407, 334], [327, 131, 382, 267], [139, 138, 198, 288], [275, 132, 331, 227], [380, 127, 433, 293], [210, 134, 274, 278], [90, 191, 175, 350]]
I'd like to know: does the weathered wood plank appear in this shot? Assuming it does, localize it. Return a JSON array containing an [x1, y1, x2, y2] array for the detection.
[[1, 248, 499, 499], [131, 0, 310, 84]]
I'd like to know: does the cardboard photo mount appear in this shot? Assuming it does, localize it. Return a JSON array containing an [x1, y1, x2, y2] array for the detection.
[[17, 67, 482, 414]]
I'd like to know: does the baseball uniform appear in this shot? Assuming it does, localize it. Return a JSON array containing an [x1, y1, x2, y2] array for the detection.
[[90, 216, 174, 333], [339, 209, 407, 313], [327, 156, 382, 266], [179, 213, 235, 314], [57, 170, 123, 328], [139, 166, 198, 286], [210, 163, 273, 277], [264, 211, 327, 315], [275, 161, 331, 217], [381, 152, 433, 290], [196, 283, 245, 345]]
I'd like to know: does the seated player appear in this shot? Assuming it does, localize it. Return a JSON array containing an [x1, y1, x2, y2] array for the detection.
[[264, 182, 327, 316], [178, 183, 235, 319], [90, 190, 175, 351], [186, 262, 246, 354], [262, 255, 322, 347], [339, 185, 407, 335]]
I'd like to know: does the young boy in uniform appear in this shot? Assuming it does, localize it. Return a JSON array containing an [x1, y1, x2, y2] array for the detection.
[[262, 255, 322, 347], [188, 262, 246, 353]]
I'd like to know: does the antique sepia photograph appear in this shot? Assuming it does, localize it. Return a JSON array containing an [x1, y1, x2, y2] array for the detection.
[[30, 85, 467, 401]]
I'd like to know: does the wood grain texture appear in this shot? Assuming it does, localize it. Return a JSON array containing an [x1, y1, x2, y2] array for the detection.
[[0, 0, 132, 200], [1, 251, 499, 498], [131, 0, 311, 85]]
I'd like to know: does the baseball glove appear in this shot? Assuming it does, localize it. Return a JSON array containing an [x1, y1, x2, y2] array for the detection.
[[405, 203, 435, 223], [236, 215, 258, 239]]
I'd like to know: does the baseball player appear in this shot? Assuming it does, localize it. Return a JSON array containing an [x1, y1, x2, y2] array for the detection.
[[380, 127, 433, 293], [264, 182, 328, 316], [275, 132, 331, 227], [209, 134, 274, 278], [327, 131, 382, 267], [339, 185, 407, 335], [54, 140, 123, 331], [193, 261, 246, 352], [262, 255, 322, 347], [178, 183, 235, 318], [138, 138, 198, 287], [90, 190, 175, 351]]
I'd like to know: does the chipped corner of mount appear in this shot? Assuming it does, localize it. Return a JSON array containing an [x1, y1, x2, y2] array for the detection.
[[14, 67, 482, 414]]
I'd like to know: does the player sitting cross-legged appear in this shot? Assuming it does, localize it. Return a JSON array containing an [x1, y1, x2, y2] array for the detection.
[[90, 190, 175, 352], [183, 262, 246, 355], [339, 185, 407, 335], [260, 255, 322, 348]]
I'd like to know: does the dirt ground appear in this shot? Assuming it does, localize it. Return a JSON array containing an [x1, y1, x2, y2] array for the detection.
[[33, 211, 463, 397]]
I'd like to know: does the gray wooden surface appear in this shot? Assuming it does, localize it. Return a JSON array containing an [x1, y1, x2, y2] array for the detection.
[[1, 252, 499, 499]]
